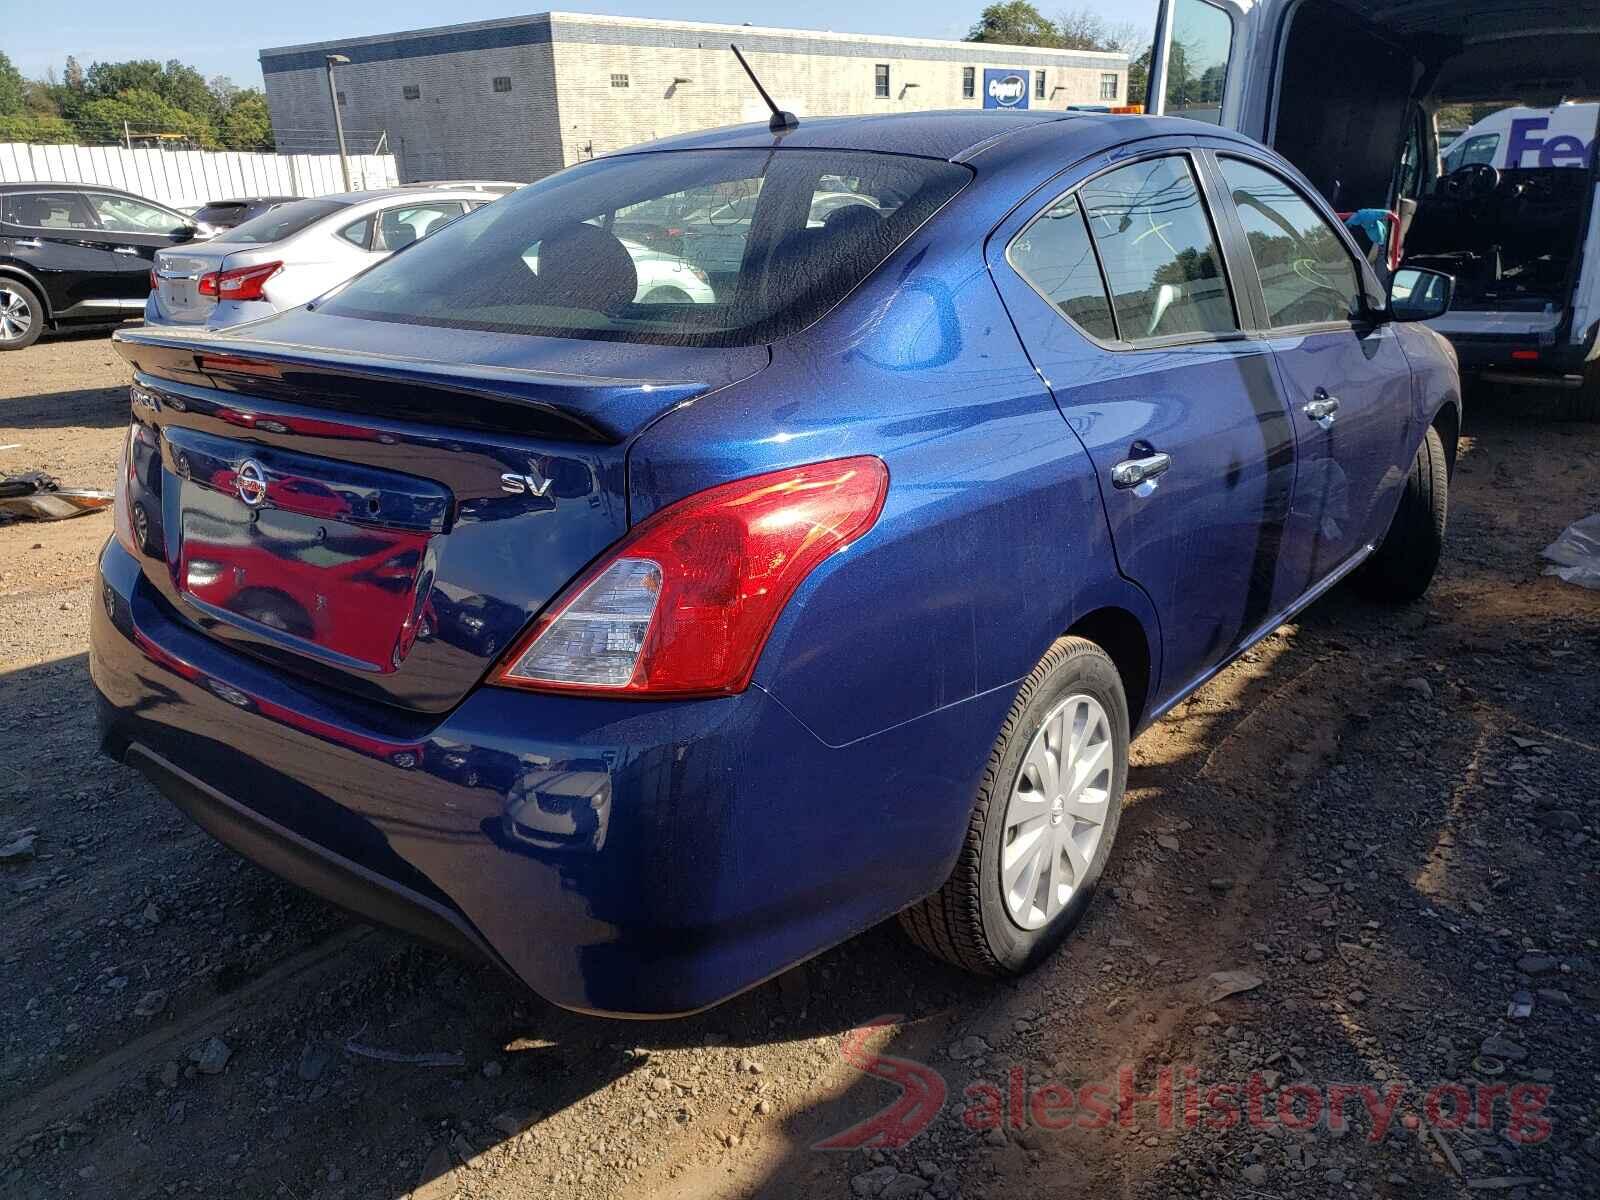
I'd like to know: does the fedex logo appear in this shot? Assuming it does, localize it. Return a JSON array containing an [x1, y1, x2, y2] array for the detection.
[[1506, 117, 1597, 169]]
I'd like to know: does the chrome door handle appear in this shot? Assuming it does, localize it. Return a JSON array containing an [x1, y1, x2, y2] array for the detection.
[[12, 238, 41, 248], [1111, 452, 1172, 489], [1303, 394, 1341, 422], [113, 246, 140, 256]]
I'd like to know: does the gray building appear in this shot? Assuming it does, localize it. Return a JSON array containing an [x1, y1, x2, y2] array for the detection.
[[260, 12, 1129, 183]]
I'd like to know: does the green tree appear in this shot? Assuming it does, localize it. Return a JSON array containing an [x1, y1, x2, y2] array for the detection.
[[968, 1, 1062, 46], [77, 88, 216, 147], [0, 51, 25, 116], [0, 113, 76, 143], [220, 91, 274, 151]]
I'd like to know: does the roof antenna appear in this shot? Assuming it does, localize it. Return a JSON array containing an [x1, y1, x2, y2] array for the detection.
[[730, 44, 799, 133]]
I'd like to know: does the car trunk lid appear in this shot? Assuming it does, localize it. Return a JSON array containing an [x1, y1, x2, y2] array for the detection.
[[113, 316, 767, 711]]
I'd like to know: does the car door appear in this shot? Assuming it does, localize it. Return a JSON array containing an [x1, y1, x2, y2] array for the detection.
[[989, 148, 1299, 706], [1206, 152, 1415, 590], [82, 192, 199, 300], [0, 189, 122, 314]]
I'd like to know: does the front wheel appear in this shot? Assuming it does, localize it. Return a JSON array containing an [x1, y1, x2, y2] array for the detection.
[[0, 279, 43, 350], [899, 637, 1128, 976], [1355, 423, 1448, 603]]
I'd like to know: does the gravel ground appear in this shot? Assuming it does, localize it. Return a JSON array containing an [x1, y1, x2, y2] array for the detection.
[[2, 330, 1597, 1200]]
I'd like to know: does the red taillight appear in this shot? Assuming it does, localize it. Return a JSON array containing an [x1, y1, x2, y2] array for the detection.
[[198, 261, 282, 302], [491, 456, 890, 698], [1511, 349, 1540, 361], [149, 267, 157, 292]]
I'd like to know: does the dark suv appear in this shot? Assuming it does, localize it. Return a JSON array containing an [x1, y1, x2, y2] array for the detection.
[[0, 183, 210, 350]]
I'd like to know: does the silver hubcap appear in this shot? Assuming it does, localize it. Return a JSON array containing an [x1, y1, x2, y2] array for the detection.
[[0, 287, 33, 342], [1000, 693, 1113, 930]]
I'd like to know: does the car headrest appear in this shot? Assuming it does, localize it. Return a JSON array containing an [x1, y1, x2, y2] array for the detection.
[[821, 205, 881, 240], [535, 223, 637, 313]]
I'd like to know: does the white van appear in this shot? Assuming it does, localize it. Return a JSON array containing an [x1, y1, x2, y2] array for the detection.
[[1443, 104, 1599, 174], [1145, 0, 1600, 417]]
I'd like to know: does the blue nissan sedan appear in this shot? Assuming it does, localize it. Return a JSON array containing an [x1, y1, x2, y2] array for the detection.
[[91, 111, 1461, 1016]]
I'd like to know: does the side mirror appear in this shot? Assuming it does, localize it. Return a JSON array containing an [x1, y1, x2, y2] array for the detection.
[[173, 222, 212, 243], [1387, 266, 1453, 322]]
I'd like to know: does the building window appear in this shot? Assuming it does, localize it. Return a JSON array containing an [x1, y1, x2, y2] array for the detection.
[[402, 84, 420, 100], [1100, 73, 1118, 100], [610, 73, 630, 88], [493, 76, 513, 93], [335, 91, 347, 106], [962, 66, 975, 99], [875, 64, 890, 98], [1035, 70, 1046, 99]]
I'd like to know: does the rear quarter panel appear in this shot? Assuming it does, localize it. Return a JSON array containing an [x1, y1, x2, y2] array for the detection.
[[627, 188, 1155, 749]]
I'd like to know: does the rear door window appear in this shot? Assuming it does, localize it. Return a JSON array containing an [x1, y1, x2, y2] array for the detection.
[[1217, 156, 1363, 327], [321, 149, 970, 347], [88, 194, 191, 235], [1007, 194, 1118, 342], [374, 202, 468, 252], [337, 216, 374, 249], [3, 191, 96, 230], [1077, 155, 1237, 340]]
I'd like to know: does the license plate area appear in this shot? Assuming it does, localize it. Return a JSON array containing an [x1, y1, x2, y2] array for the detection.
[[162, 427, 451, 674]]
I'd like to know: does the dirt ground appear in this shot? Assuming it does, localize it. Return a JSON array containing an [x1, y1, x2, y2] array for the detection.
[[2, 328, 1598, 1200]]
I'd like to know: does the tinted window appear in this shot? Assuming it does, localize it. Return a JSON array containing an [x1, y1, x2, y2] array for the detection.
[[193, 202, 249, 227], [1079, 156, 1235, 340], [1219, 157, 1362, 326], [321, 149, 969, 348], [1164, 0, 1232, 123], [374, 201, 467, 251], [2, 191, 95, 230], [216, 198, 348, 245], [338, 216, 373, 249], [1009, 194, 1116, 342], [89, 194, 190, 234]]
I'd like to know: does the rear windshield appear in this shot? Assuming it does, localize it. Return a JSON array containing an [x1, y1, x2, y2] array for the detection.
[[319, 149, 971, 347], [215, 198, 347, 245]]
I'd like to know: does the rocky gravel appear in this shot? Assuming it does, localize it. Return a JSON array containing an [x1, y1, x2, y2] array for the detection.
[[2, 333, 1598, 1199]]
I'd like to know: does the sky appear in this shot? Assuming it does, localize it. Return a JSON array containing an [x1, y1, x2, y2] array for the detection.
[[4, 0, 1153, 90]]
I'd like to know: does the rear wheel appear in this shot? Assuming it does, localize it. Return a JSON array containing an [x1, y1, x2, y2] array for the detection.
[[1563, 363, 1600, 421], [0, 280, 43, 350], [1356, 423, 1448, 603], [899, 637, 1128, 976]]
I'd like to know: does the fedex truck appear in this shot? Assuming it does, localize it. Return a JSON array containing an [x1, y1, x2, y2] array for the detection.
[[1144, 0, 1600, 417], [1443, 105, 1599, 174]]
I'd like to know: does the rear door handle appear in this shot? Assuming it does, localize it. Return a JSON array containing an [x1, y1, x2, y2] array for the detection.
[[12, 238, 41, 249], [1303, 391, 1341, 423], [1111, 452, 1172, 490], [112, 246, 140, 256]]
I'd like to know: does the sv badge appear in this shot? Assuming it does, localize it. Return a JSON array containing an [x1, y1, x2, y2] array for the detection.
[[500, 468, 553, 498]]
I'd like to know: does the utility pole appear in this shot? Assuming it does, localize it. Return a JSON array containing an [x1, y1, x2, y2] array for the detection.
[[325, 54, 353, 191]]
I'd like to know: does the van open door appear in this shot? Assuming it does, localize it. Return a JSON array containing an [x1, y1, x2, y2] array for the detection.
[[1146, 0, 1254, 126]]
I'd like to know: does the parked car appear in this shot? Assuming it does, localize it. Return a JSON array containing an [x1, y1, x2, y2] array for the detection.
[[0, 183, 211, 350], [189, 196, 301, 231], [145, 187, 501, 332], [401, 180, 524, 195], [94, 111, 1459, 1017], [1144, 0, 1600, 415]]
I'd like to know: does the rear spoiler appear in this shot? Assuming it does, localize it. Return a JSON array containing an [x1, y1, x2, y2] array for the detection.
[[111, 327, 707, 444]]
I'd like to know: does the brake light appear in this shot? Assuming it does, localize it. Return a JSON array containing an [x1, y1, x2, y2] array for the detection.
[[197, 261, 282, 302], [149, 267, 157, 292], [491, 456, 890, 697], [1511, 349, 1540, 361]]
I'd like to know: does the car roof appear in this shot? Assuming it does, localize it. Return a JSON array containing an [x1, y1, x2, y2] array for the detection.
[[329, 186, 505, 203], [198, 196, 300, 206], [616, 110, 1268, 169], [0, 181, 173, 200]]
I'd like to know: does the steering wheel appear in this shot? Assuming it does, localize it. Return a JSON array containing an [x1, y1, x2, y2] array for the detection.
[[1440, 162, 1501, 200]]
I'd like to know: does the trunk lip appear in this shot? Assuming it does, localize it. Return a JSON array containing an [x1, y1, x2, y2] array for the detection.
[[112, 325, 714, 444]]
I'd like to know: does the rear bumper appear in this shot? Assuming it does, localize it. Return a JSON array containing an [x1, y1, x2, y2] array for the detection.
[[143, 292, 276, 331], [91, 537, 1003, 1016]]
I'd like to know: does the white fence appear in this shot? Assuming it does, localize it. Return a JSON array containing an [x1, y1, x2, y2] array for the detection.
[[0, 144, 399, 210]]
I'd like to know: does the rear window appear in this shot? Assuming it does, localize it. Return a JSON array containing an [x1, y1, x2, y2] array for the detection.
[[215, 198, 347, 245], [319, 149, 970, 347]]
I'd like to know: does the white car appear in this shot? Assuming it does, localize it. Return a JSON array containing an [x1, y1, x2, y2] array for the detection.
[[522, 236, 716, 305], [145, 187, 499, 331]]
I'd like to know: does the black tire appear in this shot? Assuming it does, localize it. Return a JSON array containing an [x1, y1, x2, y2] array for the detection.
[[899, 636, 1128, 976], [0, 279, 44, 351], [1356, 423, 1448, 603], [1562, 364, 1600, 421]]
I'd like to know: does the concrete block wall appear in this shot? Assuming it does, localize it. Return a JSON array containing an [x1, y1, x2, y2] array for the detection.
[[261, 12, 1128, 184]]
